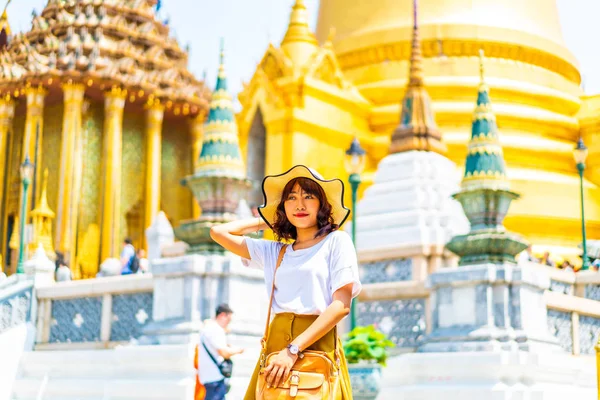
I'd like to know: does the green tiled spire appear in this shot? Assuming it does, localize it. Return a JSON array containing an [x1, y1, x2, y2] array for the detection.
[[445, 50, 527, 266], [196, 39, 245, 179], [177, 40, 251, 254], [461, 50, 509, 192]]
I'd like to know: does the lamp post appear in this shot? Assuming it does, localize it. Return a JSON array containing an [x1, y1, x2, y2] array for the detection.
[[344, 137, 366, 330], [17, 155, 34, 274], [574, 138, 590, 271]]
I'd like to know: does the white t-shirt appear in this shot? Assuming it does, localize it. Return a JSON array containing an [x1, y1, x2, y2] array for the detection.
[[243, 230, 362, 315], [198, 320, 227, 384]]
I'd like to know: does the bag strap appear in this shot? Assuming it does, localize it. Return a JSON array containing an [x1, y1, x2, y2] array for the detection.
[[261, 244, 288, 350], [201, 338, 222, 367]]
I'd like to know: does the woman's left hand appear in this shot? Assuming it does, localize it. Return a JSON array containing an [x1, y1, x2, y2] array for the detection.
[[264, 348, 298, 388]]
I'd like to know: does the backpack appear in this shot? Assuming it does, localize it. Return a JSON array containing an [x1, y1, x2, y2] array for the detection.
[[129, 255, 140, 273]]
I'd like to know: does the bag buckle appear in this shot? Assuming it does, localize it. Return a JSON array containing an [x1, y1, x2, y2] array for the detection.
[[289, 371, 300, 397]]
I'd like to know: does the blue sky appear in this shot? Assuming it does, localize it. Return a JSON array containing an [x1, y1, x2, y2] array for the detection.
[[7, 0, 600, 105]]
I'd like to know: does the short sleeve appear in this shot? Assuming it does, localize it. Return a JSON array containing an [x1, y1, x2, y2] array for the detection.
[[242, 237, 281, 270], [329, 231, 362, 298], [203, 325, 227, 351]]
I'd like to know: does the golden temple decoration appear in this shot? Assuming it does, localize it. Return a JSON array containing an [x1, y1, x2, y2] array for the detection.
[[56, 82, 85, 264], [21, 85, 46, 215], [0, 1, 210, 116], [389, 0, 446, 155], [29, 169, 55, 260], [144, 101, 164, 247], [100, 87, 126, 261], [77, 223, 100, 279], [190, 112, 205, 218], [0, 96, 14, 223], [280, 0, 318, 68], [8, 215, 18, 271]]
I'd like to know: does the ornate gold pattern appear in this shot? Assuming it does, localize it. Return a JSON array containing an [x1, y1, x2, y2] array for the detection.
[[120, 110, 145, 248], [41, 103, 62, 236], [162, 119, 192, 226], [0, 2, 210, 117], [335, 39, 580, 85]]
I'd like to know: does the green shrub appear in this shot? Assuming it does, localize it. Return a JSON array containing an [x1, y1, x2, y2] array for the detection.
[[343, 325, 395, 366]]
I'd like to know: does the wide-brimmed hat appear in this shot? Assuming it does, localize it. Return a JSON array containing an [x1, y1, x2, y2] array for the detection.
[[258, 165, 350, 229]]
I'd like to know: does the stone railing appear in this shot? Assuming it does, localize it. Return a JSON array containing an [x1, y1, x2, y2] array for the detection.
[[537, 265, 600, 355], [0, 275, 34, 335], [35, 274, 154, 350], [357, 259, 600, 356]]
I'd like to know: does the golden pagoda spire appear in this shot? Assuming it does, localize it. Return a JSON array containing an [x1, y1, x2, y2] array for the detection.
[[0, 0, 12, 50], [29, 169, 56, 259], [479, 49, 486, 87], [281, 0, 318, 66], [389, 0, 446, 155], [408, 0, 423, 88], [35, 169, 53, 216]]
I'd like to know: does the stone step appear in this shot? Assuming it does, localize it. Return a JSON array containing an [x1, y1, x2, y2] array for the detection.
[[12, 377, 193, 400], [19, 344, 194, 379], [12, 342, 260, 400]]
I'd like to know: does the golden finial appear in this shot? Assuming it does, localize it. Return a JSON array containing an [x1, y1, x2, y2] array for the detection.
[[281, 0, 317, 47], [479, 49, 485, 85], [408, 0, 424, 87], [389, 0, 446, 155], [218, 38, 226, 79], [327, 27, 336, 43], [219, 37, 225, 66], [2, 0, 11, 17], [37, 168, 52, 214]]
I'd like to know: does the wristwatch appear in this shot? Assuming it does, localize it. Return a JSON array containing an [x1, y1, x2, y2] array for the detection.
[[287, 344, 304, 359]]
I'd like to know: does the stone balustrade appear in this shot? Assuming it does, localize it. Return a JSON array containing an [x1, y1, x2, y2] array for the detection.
[[357, 260, 600, 355], [0, 275, 34, 335], [35, 274, 154, 350]]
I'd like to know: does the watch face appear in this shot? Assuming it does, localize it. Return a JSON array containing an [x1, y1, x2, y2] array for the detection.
[[288, 344, 299, 354]]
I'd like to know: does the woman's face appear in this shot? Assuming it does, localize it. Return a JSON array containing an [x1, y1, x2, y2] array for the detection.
[[284, 182, 320, 230]]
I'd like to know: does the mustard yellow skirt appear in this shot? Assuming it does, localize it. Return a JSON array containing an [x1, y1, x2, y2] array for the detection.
[[244, 313, 353, 400]]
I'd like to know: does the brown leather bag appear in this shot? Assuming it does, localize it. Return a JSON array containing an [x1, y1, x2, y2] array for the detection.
[[255, 245, 342, 400]]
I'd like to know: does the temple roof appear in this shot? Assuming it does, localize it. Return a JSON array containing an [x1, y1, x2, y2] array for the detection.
[[195, 42, 245, 179], [461, 50, 509, 191], [389, 0, 446, 155], [0, 0, 209, 115]]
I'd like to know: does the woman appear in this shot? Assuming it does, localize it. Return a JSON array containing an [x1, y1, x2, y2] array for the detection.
[[210, 165, 361, 399]]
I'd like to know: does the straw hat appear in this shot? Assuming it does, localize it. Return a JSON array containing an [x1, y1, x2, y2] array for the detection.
[[258, 165, 350, 229]]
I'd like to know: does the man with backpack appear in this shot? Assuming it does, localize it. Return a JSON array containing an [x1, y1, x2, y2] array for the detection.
[[198, 304, 244, 400], [120, 238, 136, 275]]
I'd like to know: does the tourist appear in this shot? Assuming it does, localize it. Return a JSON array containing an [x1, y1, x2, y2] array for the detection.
[[560, 260, 574, 272], [210, 165, 361, 399], [198, 304, 244, 400], [136, 249, 149, 274], [120, 238, 135, 275], [542, 251, 556, 268], [518, 245, 538, 264], [54, 251, 71, 282]]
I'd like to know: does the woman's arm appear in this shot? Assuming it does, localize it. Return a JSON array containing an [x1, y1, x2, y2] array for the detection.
[[209, 217, 269, 258], [264, 283, 353, 387]]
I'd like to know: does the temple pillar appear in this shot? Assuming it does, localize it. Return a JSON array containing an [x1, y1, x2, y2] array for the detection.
[[21, 86, 46, 214], [0, 96, 14, 232], [189, 112, 205, 219], [143, 102, 164, 249], [56, 82, 85, 266], [100, 87, 126, 262]]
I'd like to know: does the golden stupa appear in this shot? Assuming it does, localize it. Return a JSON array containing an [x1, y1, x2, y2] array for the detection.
[[238, 0, 600, 262], [0, 0, 210, 277]]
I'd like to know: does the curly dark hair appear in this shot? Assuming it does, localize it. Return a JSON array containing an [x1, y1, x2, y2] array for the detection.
[[272, 177, 338, 241]]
